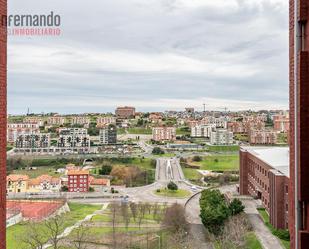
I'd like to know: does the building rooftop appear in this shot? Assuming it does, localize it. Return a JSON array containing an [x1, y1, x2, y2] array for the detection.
[[242, 146, 290, 177]]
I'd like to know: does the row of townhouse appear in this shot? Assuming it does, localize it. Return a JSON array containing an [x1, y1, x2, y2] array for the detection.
[[7, 168, 110, 194]]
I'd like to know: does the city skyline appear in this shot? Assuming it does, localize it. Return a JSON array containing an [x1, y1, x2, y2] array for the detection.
[[8, 0, 289, 114]]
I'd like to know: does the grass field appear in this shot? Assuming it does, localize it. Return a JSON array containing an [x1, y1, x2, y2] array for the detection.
[[127, 128, 152, 134], [207, 145, 240, 152], [191, 154, 239, 171], [154, 189, 191, 198], [12, 166, 60, 178], [182, 167, 202, 181], [258, 208, 290, 249], [215, 232, 262, 249], [7, 203, 102, 249]]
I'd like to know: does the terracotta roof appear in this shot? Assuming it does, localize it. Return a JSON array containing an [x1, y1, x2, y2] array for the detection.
[[67, 170, 89, 176], [7, 175, 29, 181]]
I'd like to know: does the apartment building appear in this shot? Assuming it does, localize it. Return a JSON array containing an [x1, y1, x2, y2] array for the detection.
[[210, 129, 233, 145], [6, 175, 29, 193], [15, 133, 50, 149], [249, 130, 278, 145], [201, 116, 228, 128], [47, 116, 66, 126], [67, 170, 89, 192], [273, 114, 290, 133], [99, 124, 117, 144], [96, 116, 116, 128], [239, 147, 289, 229], [7, 123, 40, 143], [58, 128, 90, 152], [71, 116, 90, 127], [191, 125, 215, 138], [149, 113, 163, 124], [28, 175, 61, 192], [23, 116, 45, 126], [115, 106, 136, 119], [152, 127, 176, 142]]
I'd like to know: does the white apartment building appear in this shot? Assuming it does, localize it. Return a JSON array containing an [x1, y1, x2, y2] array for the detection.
[[191, 125, 215, 138], [7, 123, 40, 143], [99, 124, 117, 144], [15, 133, 51, 148], [210, 129, 234, 145], [152, 127, 176, 142], [201, 116, 228, 128], [58, 128, 90, 151]]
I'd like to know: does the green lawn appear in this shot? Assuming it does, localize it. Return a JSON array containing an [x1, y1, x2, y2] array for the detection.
[[12, 166, 60, 178], [154, 189, 191, 198], [7, 203, 102, 249], [127, 128, 152, 134], [207, 145, 240, 152], [246, 232, 263, 249], [176, 127, 191, 136], [6, 146, 13, 151], [257, 208, 290, 249], [234, 134, 249, 142], [215, 232, 262, 249], [192, 154, 239, 171], [182, 167, 202, 181]]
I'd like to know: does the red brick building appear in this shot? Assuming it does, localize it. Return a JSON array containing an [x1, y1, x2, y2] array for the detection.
[[239, 147, 290, 229], [0, 0, 6, 248], [289, 0, 309, 248], [273, 114, 290, 133], [248, 129, 278, 145], [67, 170, 89, 192], [115, 106, 135, 119]]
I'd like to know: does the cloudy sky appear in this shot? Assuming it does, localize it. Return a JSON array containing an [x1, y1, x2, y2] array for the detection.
[[8, 0, 289, 114]]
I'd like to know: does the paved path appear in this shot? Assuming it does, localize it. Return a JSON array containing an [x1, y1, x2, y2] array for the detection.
[[219, 186, 284, 249], [42, 203, 109, 249]]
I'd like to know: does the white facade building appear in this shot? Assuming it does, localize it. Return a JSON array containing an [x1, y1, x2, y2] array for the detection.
[[191, 125, 215, 138], [210, 129, 234, 145]]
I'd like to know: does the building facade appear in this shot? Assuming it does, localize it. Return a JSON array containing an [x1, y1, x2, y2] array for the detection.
[[67, 170, 89, 192], [249, 129, 278, 145], [239, 147, 289, 230], [273, 114, 290, 133], [96, 116, 116, 127], [152, 127, 176, 142], [6, 175, 29, 193], [47, 116, 66, 126], [0, 1, 7, 246], [71, 116, 90, 127], [99, 124, 117, 144], [210, 129, 233, 145], [289, 1, 309, 248], [115, 106, 136, 119], [191, 125, 215, 138], [58, 128, 90, 152], [7, 123, 40, 143], [23, 116, 45, 126], [15, 133, 51, 149]]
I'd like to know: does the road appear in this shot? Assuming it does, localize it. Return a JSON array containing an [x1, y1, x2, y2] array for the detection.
[[156, 157, 185, 183]]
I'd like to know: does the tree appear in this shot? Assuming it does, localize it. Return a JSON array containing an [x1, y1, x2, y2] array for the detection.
[[61, 185, 68, 192], [120, 202, 131, 231], [70, 225, 89, 249], [110, 202, 119, 249], [199, 189, 230, 235], [162, 203, 188, 233], [44, 215, 64, 249], [20, 222, 46, 249], [229, 199, 245, 216], [167, 181, 178, 191], [152, 147, 165, 155], [137, 203, 147, 229], [99, 164, 112, 175], [192, 156, 202, 162], [130, 202, 138, 222]]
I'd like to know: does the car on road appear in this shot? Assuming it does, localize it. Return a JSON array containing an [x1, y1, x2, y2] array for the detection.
[[191, 186, 198, 192]]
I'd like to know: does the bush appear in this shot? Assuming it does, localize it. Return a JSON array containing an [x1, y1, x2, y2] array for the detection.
[[152, 147, 165, 155], [273, 229, 290, 241], [88, 187, 95, 192], [192, 156, 202, 162], [229, 198, 245, 215], [99, 164, 113, 175], [167, 181, 178, 191], [156, 189, 161, 193], [61, 186, 68, 192]]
